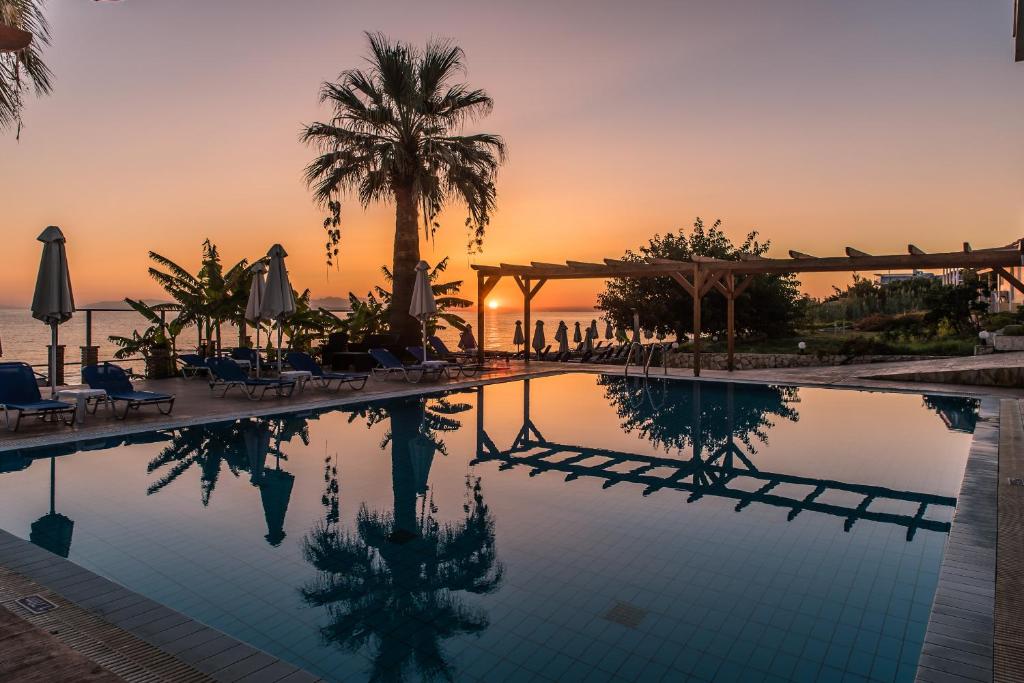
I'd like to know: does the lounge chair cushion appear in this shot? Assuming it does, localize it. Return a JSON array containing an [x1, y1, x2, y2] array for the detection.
[[108, 391, 173, 402], [2, 399, 74, 412]]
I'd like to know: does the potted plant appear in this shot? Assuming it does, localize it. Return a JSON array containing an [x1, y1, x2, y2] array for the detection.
[[109, 299, 183, 379]]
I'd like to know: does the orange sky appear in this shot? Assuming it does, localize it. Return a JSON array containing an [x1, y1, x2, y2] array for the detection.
[[1, 0, 1021, 310]]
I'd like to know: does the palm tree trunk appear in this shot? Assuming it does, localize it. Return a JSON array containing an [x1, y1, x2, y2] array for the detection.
[[390, 183, 421, 343]]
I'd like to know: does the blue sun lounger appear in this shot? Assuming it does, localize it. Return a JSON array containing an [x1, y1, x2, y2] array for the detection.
[[405, 346, 471, 378], [177, 353, 209, 379], [206, 357, 296, 400], [0, 362, 76, 431], [82, 363, 176, 419], [368, 348, 442, 384], [285, 352, 368, 391]]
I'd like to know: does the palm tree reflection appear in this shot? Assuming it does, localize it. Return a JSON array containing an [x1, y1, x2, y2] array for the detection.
[[147, 414, 312, 545], [301, 396, 503, 682]]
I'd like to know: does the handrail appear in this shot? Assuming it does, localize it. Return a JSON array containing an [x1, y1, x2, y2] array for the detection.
[[622, 341, 645, 376], [643, 342, 670, 377]]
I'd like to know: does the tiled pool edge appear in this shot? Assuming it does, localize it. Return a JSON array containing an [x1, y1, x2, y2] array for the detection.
[[914, 398, 999, 683], [0, 528, 320, 682]]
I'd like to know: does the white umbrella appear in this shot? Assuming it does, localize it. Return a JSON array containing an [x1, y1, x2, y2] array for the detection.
[[513, 321, 525, 352], [531, 320, 545, 357], [259, 244, 296, 373], [604, 319, 614, 340], [554, 321, 569, 355], [573, 322, 582, 345], [31, 226, 74, 397], [409, 261, 437, 360], [245, 262, 268, 377]]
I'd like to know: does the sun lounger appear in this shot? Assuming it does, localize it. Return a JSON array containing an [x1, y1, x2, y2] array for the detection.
[[285, 352, 368, 391], [82, 363, 175, 419], [405, 346, 476, 378], [368, 348, 442, 383], [0, 362, 76, 431], [206, 357, 296, 400], [178, 354, 209, 379], [429, 335, 511, 366]]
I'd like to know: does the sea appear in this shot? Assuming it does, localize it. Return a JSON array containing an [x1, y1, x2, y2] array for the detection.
[[0, 308, 623, 369]]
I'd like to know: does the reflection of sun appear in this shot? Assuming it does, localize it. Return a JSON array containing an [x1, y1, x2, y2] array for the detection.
[[488, 300, 499, 310]]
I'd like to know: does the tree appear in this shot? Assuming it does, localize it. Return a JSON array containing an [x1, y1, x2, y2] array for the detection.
[[597, 218, 803, 339], [1, 0, 52, 136], [922, 269, 990, 335], [146, 241, 252, 353], [342, 257, 472, 343], [302, 32, 505, 343]]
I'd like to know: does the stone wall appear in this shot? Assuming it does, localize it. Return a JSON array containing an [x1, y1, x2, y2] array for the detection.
[[661, 351, 946, 371]]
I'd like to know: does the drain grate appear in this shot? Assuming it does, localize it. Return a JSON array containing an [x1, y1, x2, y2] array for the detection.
[[15, 594, 58, 615], [602, 601, 648, 629], [1009, 478, 1024, 487]]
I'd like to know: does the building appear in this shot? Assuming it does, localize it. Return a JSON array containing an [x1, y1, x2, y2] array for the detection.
[[876, 270, 937, 286]]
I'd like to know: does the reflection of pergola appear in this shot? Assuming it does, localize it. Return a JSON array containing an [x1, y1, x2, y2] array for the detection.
[[474, 240, 1024, 375], [472, 380, 956, 540]]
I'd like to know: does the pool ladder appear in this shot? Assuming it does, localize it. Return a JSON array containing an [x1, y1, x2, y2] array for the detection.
[[623, 342, 670, 378]]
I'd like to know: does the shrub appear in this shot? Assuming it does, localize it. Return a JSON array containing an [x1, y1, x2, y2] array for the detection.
[[1002, 324, 1024, 337]]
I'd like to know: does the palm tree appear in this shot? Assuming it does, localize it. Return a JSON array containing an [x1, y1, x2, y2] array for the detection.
[[302, 32, 505, 343], [147, 241, 253, 353], [1, 0, 52, 136]]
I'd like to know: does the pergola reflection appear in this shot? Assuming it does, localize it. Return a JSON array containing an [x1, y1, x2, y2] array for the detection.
[[473, 378, 959, 541]]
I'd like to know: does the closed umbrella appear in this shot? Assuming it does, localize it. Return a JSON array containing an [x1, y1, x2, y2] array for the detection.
[[259, 244, 296, 373], [583, 327, 594, 353], [554, 321, 569, 355], [615, 327, 628, 343], [32, 226, 74, 397], [409, 261, 437, 360], [589, 320, 599, 340], [245, 262, 267, 377], [531, 320, 545, 358], [573, 322, 582, 345], [458, 325, 477, 352], [513, 321, 525, 353], [604, 319, 613, 340]]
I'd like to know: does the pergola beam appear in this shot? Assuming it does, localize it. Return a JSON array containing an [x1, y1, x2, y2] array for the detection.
[[471, 238, 1023, 375], [473, 244, 1023, 280]]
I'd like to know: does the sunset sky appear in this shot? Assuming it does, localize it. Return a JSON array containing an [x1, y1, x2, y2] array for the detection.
[[1, 0, 1021, 310]]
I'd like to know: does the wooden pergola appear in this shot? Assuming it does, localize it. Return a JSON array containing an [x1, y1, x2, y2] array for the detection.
[[473, 239, 1024, 376]]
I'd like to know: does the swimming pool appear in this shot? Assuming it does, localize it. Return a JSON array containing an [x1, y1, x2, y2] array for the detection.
[[0, 374, 978, 682]]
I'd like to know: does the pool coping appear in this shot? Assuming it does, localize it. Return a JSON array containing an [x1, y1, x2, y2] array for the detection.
[[914, 398, 999, 683], [0, 528, 321, 682], [0, 367, 1009, 682]]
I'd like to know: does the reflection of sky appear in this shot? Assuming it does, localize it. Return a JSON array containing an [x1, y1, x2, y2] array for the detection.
[[0, 375, 975, 681]]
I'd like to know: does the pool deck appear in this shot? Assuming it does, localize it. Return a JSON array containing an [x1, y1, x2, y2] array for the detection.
[[0, 353, 1022, 681]]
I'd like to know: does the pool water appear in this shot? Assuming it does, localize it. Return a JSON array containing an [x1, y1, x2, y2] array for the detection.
[[0, 374, 977, 683]]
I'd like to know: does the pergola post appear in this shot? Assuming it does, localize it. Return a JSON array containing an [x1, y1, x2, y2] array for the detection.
[[476, 272, 486, 362], [692, 266, 704, 377], [726, 273, 735, 372], [524, 277, 532, 363], [476, 273, 503, 362]]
